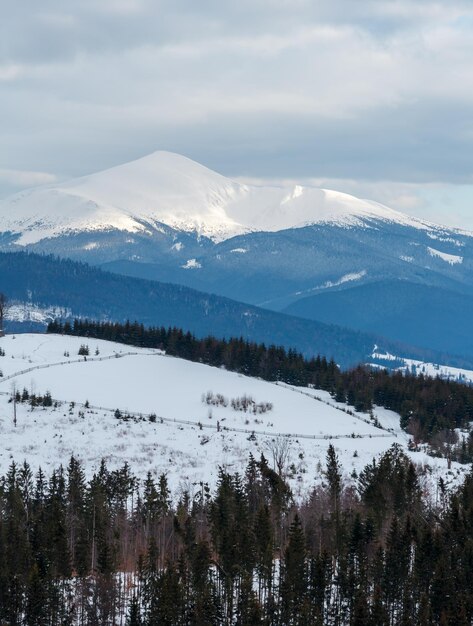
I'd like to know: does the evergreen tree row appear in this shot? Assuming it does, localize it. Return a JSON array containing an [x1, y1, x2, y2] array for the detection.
[[0, 447, 471, 625]]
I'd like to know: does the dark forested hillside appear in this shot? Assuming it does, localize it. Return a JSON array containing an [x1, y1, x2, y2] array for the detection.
[[0, 447, 472, 625], [2, 250, 467, 369], [284, 279, 473, 359]]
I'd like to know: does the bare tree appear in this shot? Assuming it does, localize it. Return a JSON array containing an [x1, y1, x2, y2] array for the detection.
[[406, 417, 423, 448], [0, 293, 7, 335], [431, 428, 458, 470], [264, 436, 292, 477]]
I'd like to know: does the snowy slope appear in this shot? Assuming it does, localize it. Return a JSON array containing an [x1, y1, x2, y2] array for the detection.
[[371, 349, 473, 385], [0, 334, 464, 498], [0, 151, 435, 244]]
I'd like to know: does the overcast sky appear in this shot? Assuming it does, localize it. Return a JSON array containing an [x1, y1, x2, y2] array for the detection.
[[2, 0, 473, 227]]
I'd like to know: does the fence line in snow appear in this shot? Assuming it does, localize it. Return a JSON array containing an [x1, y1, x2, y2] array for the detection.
[[0, 350, 396, 441], [273, 381, 397, 436], [66, 400, 396, 442], [0, 350, 160, 384]]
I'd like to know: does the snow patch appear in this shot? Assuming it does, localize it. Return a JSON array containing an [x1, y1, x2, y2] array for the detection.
[[427, 246, 463, 265], [321, 270, 367, 289], [291, 271, 367, 298], [427, 232, 464, 247], [6, 303, 72, 324], [182, 258, 202, 269]]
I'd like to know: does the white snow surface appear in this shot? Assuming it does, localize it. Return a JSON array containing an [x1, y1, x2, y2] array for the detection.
[[426, 232, 464, 247], [0, 333, 465, 498], [319, 270, 367, 290], [427, 246, 463, 264], [5, 303, 72, 324], [181, 258, 202, 269], [371, 349, 473, 385], [294, 271, 366, 297], [0, 151, 439, 244]]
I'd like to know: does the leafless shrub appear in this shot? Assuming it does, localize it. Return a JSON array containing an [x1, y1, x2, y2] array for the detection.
[[264, 436, 292, 477], [202, 391, 273, 414]]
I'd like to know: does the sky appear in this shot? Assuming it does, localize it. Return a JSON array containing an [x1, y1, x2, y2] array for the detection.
[[1, 0, 473, 228]]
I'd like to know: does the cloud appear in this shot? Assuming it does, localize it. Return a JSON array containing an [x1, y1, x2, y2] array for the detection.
[[234, 175, 473, 230], [2, 1, 471, 69], [1, 0, 473, 228], [0, 169, 57, 190]]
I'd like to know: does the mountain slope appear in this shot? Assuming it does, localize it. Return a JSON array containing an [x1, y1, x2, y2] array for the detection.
[[284, 280, 473, 358], [98, 221, 473, 310], [1, 151, 471, 310]]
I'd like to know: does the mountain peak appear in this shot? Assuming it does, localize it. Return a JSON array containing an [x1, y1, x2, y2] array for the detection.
[[0, 151, 442, 244]]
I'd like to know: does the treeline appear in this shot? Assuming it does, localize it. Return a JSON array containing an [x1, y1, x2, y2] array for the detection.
[[48, 319, 473, 446], [0, 447, 472, 625], [12, 387, 54, 408]]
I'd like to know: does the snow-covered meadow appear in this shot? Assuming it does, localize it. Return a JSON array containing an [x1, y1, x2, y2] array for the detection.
[[0, 334, 465, 498]]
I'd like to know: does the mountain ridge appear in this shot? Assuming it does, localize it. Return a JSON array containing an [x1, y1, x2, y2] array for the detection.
[[0, 150, 447, 245]]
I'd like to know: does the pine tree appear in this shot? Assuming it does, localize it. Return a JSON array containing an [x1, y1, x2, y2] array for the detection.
[[126, 595, 142, 626], [254, 505, 274, 598], [235, 573, 263, 626], [280, 514, 307, 625], [24, 563, 48, 626], [325, 444, 343, 551], [325, 444, 342, 512]]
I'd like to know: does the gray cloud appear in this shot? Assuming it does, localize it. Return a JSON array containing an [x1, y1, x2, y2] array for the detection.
[[3, 2, 471, 64], [1, 0, 473, 227]]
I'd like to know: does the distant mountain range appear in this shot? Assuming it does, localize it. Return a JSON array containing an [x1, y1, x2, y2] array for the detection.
[[0, 151, 472, 363], [2, 251, 468, 370]]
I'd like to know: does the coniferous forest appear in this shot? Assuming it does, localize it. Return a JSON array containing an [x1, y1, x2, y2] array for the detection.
[[0, 445, 472, 625]]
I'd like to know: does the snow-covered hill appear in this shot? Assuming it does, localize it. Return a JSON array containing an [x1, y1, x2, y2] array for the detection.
[[0, 151, 433, 244], [0, 333, 464, 497]]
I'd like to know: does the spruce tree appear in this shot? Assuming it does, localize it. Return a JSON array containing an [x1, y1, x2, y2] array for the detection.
[[280, 514, 307, 625], [126, 595, 142, 626]]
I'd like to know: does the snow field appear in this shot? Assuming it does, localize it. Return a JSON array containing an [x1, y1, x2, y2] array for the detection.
[[0, 334, 466, 498]]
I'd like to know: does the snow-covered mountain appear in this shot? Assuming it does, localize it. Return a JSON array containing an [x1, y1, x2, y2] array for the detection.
[[2, 151, 473, 364], [0, 151, 432, 245], [0, 333, 463, 495]]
